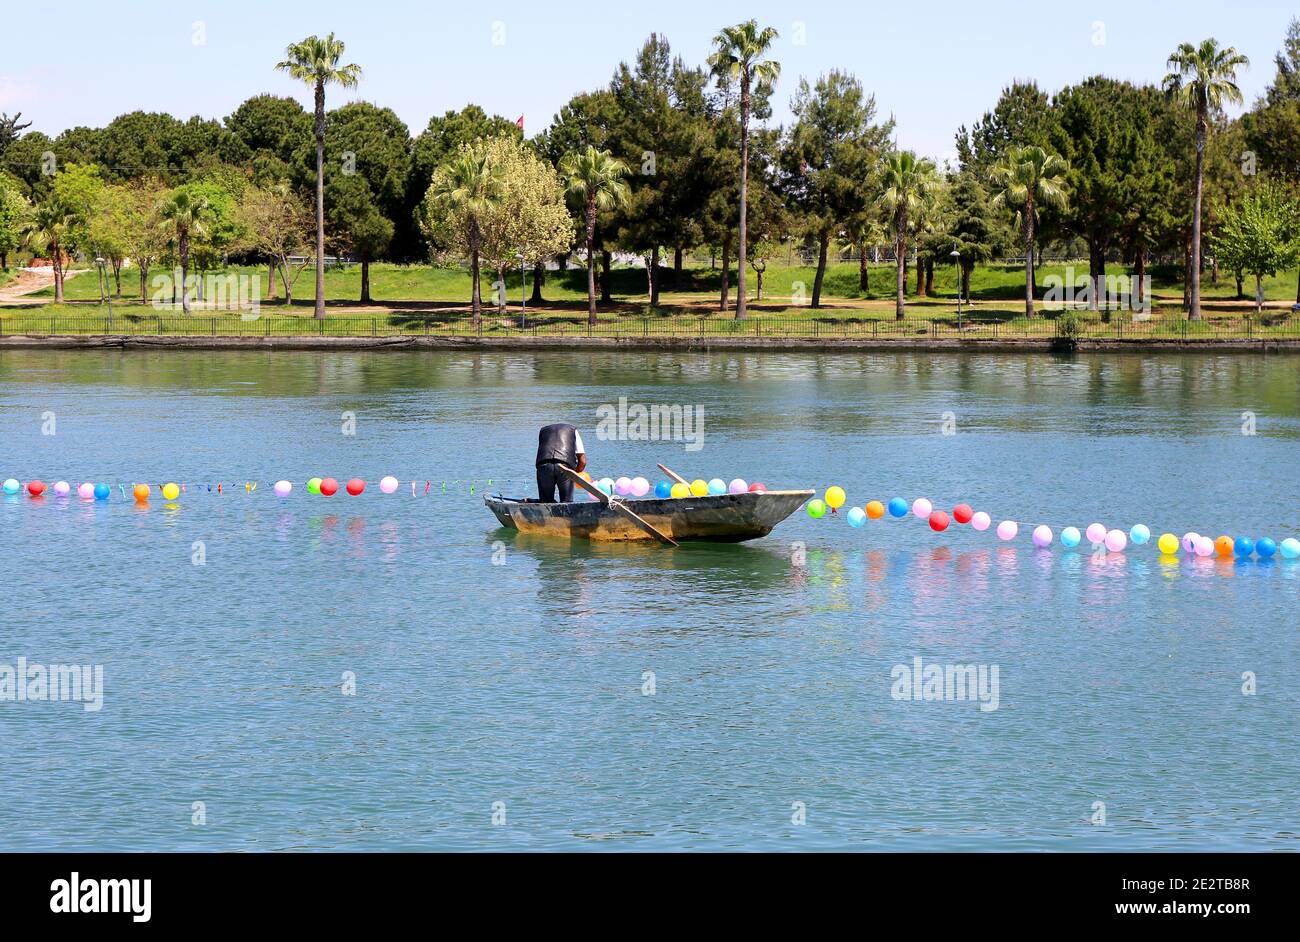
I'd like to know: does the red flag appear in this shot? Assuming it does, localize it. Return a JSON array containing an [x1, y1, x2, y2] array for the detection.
[[516, 115, 524, 132]]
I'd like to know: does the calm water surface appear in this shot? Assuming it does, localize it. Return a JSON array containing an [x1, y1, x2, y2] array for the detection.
[[0, 348, 1297, 851]]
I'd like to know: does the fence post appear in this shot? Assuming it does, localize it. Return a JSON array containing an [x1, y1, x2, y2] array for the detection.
[[372, 318, 377, 337]]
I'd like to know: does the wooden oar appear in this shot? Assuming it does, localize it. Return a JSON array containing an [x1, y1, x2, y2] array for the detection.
[[560, 466, 679, 547], [656, 463, 690, 487]]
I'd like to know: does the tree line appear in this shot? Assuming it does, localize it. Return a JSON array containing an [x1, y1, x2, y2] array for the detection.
[[2, 20, 1299, 323]]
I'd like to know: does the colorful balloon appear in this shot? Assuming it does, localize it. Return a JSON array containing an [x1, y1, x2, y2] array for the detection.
[[630, 477, 650, 497], [929, 511, 950, 532], [1214, 535, 1234, 558], [670, 482, 690, 499], [1032, 525, 1053, 548], [133, 483, 150, 502], [53, 481, 70, 497], [747, 483, 767, 494], [952, 504, 973, 524], [865, 500, 885, 520], [996, 520, 1018, 541], [1182, 532, 1201, 554], [346, 478, 365, 496], [1233, 537, 1254, 558], [1280, 538, 1300, 560], [93, 483, 110, 501], [2, 479, 18, 495], [319, 477, 339, 496], [806, 499, 827, 519], [912, 498, 933, 519], [887, 498, 909, 518], [161, 482, 180, 501], [1157, 533, 1179, 555], [1086, 523, 1107, 545], [380, 476, 399, 494], [614, 476, 633, 496], [78, 482, 95, 499], [728, 479, 748, 494], [654, 481, 672, 498], [274, 480, 293, 497], [971, 511, 991, 532], [1061, 526, 1082, 548], [27, 480, 46, 497], [707, 478, 727, 496], [307, 477, 323, 495], [689, 479, 709, 497], [1105, 529, 1127, 552], [596, 478, 614, 495], [1256, 537, 1277, 559], [847, 506, 867, 528], [1195, 536, 1215, 558], [1129, 524, 1151, 545], [825, 486, 846, 509]]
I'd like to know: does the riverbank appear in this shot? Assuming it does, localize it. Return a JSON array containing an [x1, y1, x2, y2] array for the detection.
[[4, 334, 1300, 353]]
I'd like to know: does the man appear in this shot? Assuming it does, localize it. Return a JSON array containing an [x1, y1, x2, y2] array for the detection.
[[535, 422, 587, 503]]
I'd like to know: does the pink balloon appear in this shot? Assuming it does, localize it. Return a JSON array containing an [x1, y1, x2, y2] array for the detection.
[[1104, 529, 1127, 552], [614, 476, 633, 496], [1182, 532, 1200, 553], [77, 482, 95, 499], [1032, 525, 1053, 547], [380, 476, 399, 494], [53, 481, 71, 497], [1086, 523, 1107, 545], [630, 477, 650, 497], [1195, 536, 1215, 557], [997, 521, 1018, 541], [970, 511, 991, 532], [912, 498, 933, 519], [728, 478, 748, 494]]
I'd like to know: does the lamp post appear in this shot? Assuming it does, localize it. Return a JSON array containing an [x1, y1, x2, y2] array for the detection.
[[950, 246, 961, 329], [517, 251, 527, 328]]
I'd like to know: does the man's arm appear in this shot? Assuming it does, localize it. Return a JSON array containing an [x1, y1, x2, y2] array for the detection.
[[575, 453, 587, 473]]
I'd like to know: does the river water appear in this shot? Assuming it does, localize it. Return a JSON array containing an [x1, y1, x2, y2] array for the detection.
[[0, 348, 1296, 850]]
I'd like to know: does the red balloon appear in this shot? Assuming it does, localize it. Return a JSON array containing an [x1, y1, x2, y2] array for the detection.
[[27, 480, 46, 496], [929, 511, 950, 532], [952, 503, 973, 524], [319, 477, 339, 496], [346, 478, 365, 496], [747, 482, 767, 493]]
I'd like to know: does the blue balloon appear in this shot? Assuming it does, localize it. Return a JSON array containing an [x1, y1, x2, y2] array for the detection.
[[707, 478, 727, 496], [1, 479, 18, 495], [1256, 537, 1277, 559], [847, 506, 867, 528], [93, 483, 110, 500], [1283, 538, 1300, 560], [1061, 526, 1081, 549], [1234, 537, 1255, 558], [887, 497, 908, 518], [654, 481, 672, 499], [1129, 524, 1151, 545]]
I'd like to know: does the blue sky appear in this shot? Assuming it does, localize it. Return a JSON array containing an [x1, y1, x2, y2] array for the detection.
[[1, 0, 1293, 161]]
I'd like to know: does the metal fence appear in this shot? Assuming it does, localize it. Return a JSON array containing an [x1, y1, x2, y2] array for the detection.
[[1, 313, 1298, 341]]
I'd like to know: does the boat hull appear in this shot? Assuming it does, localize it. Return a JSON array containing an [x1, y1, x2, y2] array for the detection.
[[485, 490, 813, 543]]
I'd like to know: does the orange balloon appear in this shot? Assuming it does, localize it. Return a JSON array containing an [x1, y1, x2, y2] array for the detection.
[[865, 500, 885, 520], [1215, 535, 1234, 558], [133, 483, 151, 502]]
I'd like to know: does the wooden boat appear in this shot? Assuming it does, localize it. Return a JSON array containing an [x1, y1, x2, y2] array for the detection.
[[485, 489, 814, 543]]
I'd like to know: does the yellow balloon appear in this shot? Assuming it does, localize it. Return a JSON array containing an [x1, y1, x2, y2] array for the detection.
[[162, 482, 180, 501], [689, 479, 709, 497], [824, 486, 846, 509], [670, 482, 690, 499], [1157, 533, 1179, 555]]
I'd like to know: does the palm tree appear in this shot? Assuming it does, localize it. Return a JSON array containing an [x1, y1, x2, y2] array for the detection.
[[24, 199, 75, 303], [562, 146, 630, 326], [158, 189, 211, 315], [276, 33, 362, 320], [428, 149, 504, 326], [880, 151, 938, 319], [989, 145, 1069, 318], [708, 20, 781, 320], [1164, 39, 1249, 321]]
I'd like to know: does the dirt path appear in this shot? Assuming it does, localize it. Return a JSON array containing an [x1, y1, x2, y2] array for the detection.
[[0, 267, 83, 305]]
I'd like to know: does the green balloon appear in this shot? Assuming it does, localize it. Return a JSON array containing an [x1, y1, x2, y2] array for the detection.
[[806, 499, 827, 519], [307, 477, 322, 495]]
